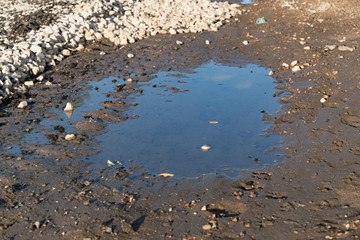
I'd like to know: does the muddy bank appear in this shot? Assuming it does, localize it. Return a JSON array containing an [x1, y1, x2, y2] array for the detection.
[[2, 0, 360, 239]]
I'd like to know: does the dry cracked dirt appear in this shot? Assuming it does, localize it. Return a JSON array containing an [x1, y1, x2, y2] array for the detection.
[[2, 0, 360, 239]]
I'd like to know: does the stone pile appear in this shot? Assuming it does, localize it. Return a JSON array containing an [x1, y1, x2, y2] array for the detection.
[[0, 0, 240, 104]]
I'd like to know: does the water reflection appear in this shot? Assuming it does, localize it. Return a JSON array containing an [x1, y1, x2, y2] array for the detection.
[[89, 61, 281, 177]]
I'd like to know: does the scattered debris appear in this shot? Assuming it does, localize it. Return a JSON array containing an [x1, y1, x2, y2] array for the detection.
[[256, 17, 267, 24], [158, 173, 174, 177], [201, 145, 211, 151]]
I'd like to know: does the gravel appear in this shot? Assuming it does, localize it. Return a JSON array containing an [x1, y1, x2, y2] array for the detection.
[[0, 0, 241, 104]]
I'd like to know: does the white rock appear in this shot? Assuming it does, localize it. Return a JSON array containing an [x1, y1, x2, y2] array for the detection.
[[169, 28, 177, 35], [205, 40, 211, 45], [120, 38, 128, 45], [325, 45, 336, 50], [127, 53, 135, 58], [304, 46, 311, 50], [338, 46, 355, 52], [282, 63, 289, 68], [176, 40, 184, 45], [19, 42, 30, 50], [242, 40, 249, 45], [290, 60, 298, 67], [17, 101, 28, 109], [64, 102, 74, 111], [30, 45, 42, 53], [32, 66, 40, 75], [37, 75, 44, 81], [24, 81, 34, 87], [269, 70, 275, 76], [65, 134, 76, 141], [291, 66, 301, 72], [95, 32, 103, 40], [62, 49, 71, 56]]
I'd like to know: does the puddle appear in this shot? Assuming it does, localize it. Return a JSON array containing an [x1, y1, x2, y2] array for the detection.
[[7, 61, 281, 178], [240, 0, 255, 4], [88, 61, 281, 177]]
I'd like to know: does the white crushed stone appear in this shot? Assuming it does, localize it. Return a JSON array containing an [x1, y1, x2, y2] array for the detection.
[[0, 0, 241, 104]]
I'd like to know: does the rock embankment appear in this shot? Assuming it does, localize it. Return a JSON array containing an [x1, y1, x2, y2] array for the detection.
[[0, 0, 240, 104]]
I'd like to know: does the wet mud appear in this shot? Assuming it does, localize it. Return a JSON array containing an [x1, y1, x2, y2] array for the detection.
[[2, 0, 360, 239]]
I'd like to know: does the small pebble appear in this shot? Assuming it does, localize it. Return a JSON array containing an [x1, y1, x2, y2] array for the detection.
[[34, 221, 41, 229], [24, 81, 34, 87], [65, 134, 76, 141], [242, 40, 249, 45], [127, 53, 135, 58], [282, 63, 289, 68], [291, 66, 301, 72], [32, 67, 41, 75], [17, 101, 28, 109], [201, 145, 211, 151], [202, 224, 212, 231], [176, 40, 184, 45], [107, 160, 115, 166], [100, 51, 107, 55], [268, 70, 275, 76], [83, 200, 90, 206], [105, 227, 112, 233], [64, 102, 74, 111], [338, 46, 354, 52], [169, 28, 177, 35], [325, 45, 337, 51], [62, 49, 71, 56], [205, 40, 211, 45], [290, 60, 298, 67]]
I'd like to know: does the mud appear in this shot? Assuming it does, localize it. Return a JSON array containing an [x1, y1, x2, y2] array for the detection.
[[2, 0, 360, 239]]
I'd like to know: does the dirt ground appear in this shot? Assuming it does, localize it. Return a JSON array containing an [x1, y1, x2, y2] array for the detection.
[[3, 0, 360, 239]]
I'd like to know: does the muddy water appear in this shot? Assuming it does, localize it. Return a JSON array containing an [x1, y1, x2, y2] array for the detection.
[[82, 61, 281, 177]]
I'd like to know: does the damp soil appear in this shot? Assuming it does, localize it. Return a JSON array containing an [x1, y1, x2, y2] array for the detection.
[[3, 0, 360, 239]]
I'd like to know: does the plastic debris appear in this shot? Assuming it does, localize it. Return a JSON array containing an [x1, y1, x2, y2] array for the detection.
[[256, 17, 267, 24], [158, 173, 174, 177], [209, 121, 219, 124], [201, 145, 211, 151], [107, 160, 115, 166]]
